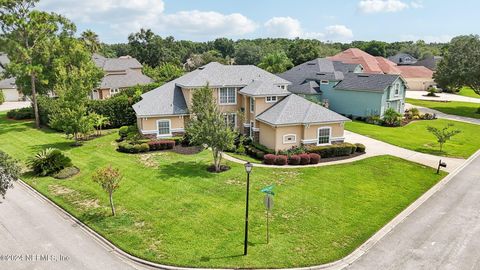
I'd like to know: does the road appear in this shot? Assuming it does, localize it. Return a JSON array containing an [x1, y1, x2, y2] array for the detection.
[[0, 181, 149, 270], [347, 152, 480, 270]]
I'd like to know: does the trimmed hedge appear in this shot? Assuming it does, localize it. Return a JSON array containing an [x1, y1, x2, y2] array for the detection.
[[263, 153, 320, 166], [355, 143, 366, 153], [263, 154, 276, 165], [147, 140, 175, 151], [7, 107, 34, 120], [275, 155, 288, 166], [307, 143, 357, 158], [117, 142, 149, 153], [288, 155, 301, 165], [309, 153, 321, 164], [299, 153, 310, 165]]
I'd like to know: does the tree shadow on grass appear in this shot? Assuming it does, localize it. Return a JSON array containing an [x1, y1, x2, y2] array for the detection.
[[414, 147, 446, 157], [157, 161, 218, 180], [29, 141, 75, 152]]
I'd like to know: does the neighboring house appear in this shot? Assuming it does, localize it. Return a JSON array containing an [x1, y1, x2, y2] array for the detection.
[[388, 53, 418, 65], [0, 53, 22, 102], [329, 48, 435, 91], [414, 55, 443, 71], [133, 62, 350, 152], [279, 58, 407, 118], [92, 53, 153, 100]]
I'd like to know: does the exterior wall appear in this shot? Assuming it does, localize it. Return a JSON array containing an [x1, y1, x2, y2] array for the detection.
[[1, 89, 21, 101], [405, 78, 436, 91], [384, 78, 407, 115], [303, 123, 344, 141], [322, 88, 384, 118], [138, 116, 186, 137]]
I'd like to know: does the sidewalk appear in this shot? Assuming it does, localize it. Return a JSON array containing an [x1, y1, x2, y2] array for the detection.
[[406, 91, 480, 104], [0, 101, 30, 112], [405, 103, 480, 125]]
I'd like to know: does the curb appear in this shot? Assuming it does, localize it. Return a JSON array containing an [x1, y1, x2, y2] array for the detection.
[[17, 149, 480, 270]]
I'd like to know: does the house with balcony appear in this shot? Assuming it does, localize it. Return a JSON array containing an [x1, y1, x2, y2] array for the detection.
[[92, 54, 153, 100], [132, 62, 350, 152], [278, 58, 407, 118]]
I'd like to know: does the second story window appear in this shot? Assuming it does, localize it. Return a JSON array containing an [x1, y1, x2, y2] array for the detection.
[[265, 96, 277, 103], [219, 87, 236, 105], [250, 97, 255, 113], [394, 84, 400, 96]]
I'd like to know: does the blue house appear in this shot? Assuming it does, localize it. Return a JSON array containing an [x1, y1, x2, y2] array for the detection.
[[278, 58, 407, 118]]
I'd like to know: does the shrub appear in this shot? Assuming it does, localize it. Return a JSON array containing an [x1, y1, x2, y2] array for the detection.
[[355, 143, 366, 153], [117, 142, 134, 153], [288, 155, 301, 165], [351, 144, 357, 154], [28, 148, 72, 176], [147, 140, 175, 151], [7, 107, 34, 120], [383, 108, 402, 127], [366, 115, 382, 125], [278, 146, 307, 156], [246, 145, 266, 160], [410, 107, 420, 117], [0, 91, 4, 105], [426, 86, 438, 97], [299, 153, 310, 165], [309, 153, 321, 164], [118, 126, 130, 138], [275, 155, 288, 166], [251, 142, 275, 155], [477, 107, 480, 114], [236, 144, 246, 154], [87, 94, 140, 128], [263, 154, 276, 165], [308, 143, 356, 158], [133, 143, 150, 153], [118, 142, 149, 153]]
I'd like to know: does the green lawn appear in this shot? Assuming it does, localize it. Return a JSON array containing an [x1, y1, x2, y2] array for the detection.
[[0, 113, 446, 268], [457, 87, 480, 98], [407, 98, 480, 119], [346, 119, 480, 158]]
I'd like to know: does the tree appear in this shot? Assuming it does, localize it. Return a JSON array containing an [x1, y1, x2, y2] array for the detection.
[[363, 40, 388, 57], [234, 42, 262, 65], [427, 124, 461, 151], [80, 29, 101, 53], [184, 50, 227, 71], [258, 51, 293, 73], [92, 165, 122, 216], [186, 85, 236, 172], [49, 107, 92, 144], [143, 63, 184, 83], [90, 112, 109, 136], [0, 150, 20, 200], [0, 0, 75, 128], [288, 39, 321, 65], [213, 38, 235, 58], [434, 35, 480, 94]]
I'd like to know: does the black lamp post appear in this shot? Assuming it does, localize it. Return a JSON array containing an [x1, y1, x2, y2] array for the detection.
[[243, 162, 253, 256]]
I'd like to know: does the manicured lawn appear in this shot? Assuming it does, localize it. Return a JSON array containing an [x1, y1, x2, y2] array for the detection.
[[407, 98, 480, 119], [346, 119, 480, 158], [0, 113, 446, 268], [457, 87, 480, 98], [225, 152, 263, 164]]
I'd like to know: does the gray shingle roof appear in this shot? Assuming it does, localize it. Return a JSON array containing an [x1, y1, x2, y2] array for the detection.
[[0, 77, 16, 89], [238, 80, 290, 96], [388, 53, 418, 65], [175, 62, 290, 88], [414, 56, 443, 71], [334, 73, 400, 92], [288, 81, 320, 95], [256, 94, 350, 125], [133, 80, 188, 117], [99, 71, 153, 89], [278, 58, 345, 85], [332, 61, 361, 74]]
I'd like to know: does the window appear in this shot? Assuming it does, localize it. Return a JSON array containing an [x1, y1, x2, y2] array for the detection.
[[223, 113, 237, 130], [265, 96, 277, 103], [157, 120, 171, 136], [249, 121, 254, 138], [283, 134, 297, 144], [219, 87, 236, 104], [320, 80, 329, 85], [250, 97, 255, 113], [110, 88, 120, 95], [394, 84, 400, 96], [317, 127, 331, 145]]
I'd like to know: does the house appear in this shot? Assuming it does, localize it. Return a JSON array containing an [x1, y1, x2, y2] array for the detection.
[[132, 62, 350, 152], [329, 48, 435, 91], [388, 53, 418, 65], [92, 54, 153, 100], [414, 55, 443, 71], [0, 53, 22, 102], [278, 58, 407, 118]]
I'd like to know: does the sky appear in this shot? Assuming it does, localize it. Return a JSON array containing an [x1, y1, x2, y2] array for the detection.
[[36, 0, 480, 44]]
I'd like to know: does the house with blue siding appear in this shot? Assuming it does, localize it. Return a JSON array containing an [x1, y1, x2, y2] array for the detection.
[[278, 58, 407, 118]]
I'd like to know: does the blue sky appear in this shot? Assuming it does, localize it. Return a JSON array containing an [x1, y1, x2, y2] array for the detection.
[[37, 0, 479, 44]]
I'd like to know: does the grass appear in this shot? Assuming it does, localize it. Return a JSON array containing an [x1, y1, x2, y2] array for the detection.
[[457, 87, 480, 98], [407, 98, 480, 119], [0, 113, 447, 268], [225, 152, 263, 164], [346, 119, 480, 159]]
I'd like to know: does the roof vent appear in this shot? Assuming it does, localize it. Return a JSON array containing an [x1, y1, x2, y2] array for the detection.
[[307, 63, 316, 65], [198, 66, 205, 70], [358, 74, 370, 77], [316, 73, 326, 75]]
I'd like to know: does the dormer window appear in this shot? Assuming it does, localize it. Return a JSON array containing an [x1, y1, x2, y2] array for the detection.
[[320, 80, 329, 85], [265, 96, 277, 103], [219, 87, 236, 105]]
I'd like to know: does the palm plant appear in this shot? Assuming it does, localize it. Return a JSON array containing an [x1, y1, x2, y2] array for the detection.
[[90, 113, 110, 136], [28, 148, 72, 176], [80, 29, 101, 53], [258, 51, 294, 73]]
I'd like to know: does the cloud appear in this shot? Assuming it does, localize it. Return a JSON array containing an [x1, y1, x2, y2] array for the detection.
[[358, 0, 423, 13], [37, 0, 257, 41], [264, 17, 353, 41]]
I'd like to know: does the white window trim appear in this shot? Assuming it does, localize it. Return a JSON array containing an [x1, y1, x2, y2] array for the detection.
[[317, 127, 332, 146], [218, 87, 237, 105], [250, 97, 255, 113], [320, 80, 329, 85], [265, 96, 278, 103], [223, 113, 237, 130], [283, 134, 297, 144], [156, 119, 172, 137]]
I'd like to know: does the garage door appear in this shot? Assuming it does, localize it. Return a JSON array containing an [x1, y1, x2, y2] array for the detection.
[[2, 89, 19, 101]]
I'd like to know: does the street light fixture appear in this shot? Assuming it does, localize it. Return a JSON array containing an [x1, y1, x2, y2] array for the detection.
[[243, 162, 253, 255]]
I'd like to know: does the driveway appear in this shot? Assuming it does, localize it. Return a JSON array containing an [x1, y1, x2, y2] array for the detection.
[[347, 151, 480, 270], [405, 103, 480, 125], [0, 181, 150, 270], [406, 91, 480, 104], [0, 101, 30, 112]]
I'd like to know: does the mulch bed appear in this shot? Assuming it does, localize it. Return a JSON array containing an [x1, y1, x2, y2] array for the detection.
[[316, 152, 366, 164], [207, 165, 231, 173]]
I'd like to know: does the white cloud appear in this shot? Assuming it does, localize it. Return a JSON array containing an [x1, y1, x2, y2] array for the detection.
[[410, 0, 424, 8], [37, 0, 257, 41], [264, 17, 353, 41], [358, 0, 409, 13]]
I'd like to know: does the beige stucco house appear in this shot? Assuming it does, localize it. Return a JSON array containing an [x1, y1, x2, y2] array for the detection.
[[133, 62, 350, 152]]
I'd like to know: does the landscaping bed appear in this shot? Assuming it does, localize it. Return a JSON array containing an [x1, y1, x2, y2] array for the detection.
[[0, 113, 448, 268], [407, 98, 480, 119]]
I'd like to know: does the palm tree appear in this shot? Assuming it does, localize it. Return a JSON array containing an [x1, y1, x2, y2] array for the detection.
[[80, 30, 101, 53], [90, 113, 110, 136], [258, 51, 294, 73]]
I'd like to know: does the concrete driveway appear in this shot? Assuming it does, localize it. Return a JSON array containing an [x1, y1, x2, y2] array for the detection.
[[0, 182, 150, 270], [406, 91, 480, 103], [347, 152, 480, 270], [0, 101, 30, 112]]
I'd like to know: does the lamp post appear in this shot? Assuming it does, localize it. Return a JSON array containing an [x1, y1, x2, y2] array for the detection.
[[243, 162, 253, 256]]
